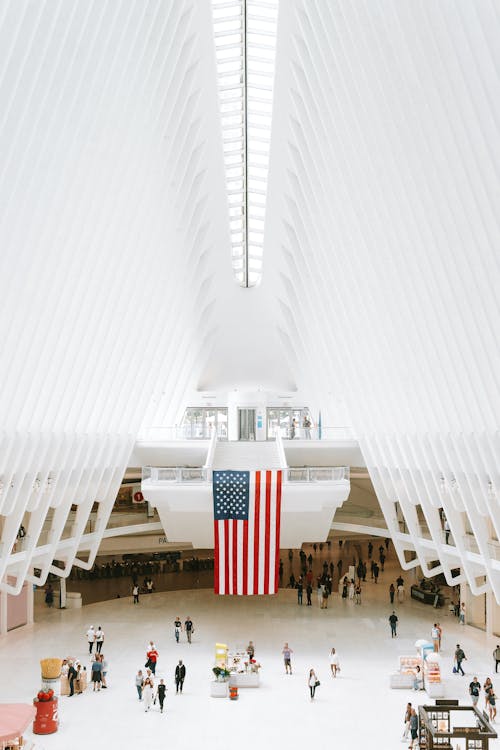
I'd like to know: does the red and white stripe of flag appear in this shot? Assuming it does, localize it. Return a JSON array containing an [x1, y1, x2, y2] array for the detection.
[[214, 470, 282, 595]]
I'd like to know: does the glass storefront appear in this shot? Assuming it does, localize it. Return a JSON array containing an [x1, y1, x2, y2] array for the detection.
[[266, 408, 311, 440], [181, 408, 228, 440]]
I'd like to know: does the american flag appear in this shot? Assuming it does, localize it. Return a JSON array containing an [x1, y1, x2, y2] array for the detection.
[[213, 469, 282, 595]]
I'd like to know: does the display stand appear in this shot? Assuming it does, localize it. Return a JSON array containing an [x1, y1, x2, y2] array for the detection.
[[419, 700, 497, 749], [227, 649, 261, 688], [229, 673, 259, 688], [423, 655, 443, 698], [390, 655, 422, 689]]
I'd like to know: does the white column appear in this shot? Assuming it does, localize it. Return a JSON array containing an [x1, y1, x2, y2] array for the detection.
[[0, 589, 7, 635], [26, 580, 34, 625]]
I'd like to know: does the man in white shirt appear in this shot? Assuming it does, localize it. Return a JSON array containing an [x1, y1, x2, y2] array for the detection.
[[95, 626, 104, 654], [86, 625, 96, 655]]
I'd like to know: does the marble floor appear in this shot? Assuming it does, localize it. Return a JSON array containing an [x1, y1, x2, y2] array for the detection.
[[3, 549, 500, 750]]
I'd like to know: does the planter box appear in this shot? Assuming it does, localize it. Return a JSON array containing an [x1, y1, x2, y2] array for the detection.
[[229, 673, 260, 688], [210, 681, 228, 698]]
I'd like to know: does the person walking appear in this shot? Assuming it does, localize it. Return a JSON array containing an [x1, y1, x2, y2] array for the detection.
[[397, 581, 405, 603], [184, 616, 194, 643], [135, 670, 144, 700], [91, 656, 102, 691], [348, 579, 355, 600], [321, 585, 329, 609], [329, 647, 340, 677], [469, 676, 481, 707], [379, 552, 385, 571], [494, 645, 500, 673], [297, 580, 303, 605], [146, 644, 159, 675], [373, 562, 380, 584], [99, 654, 108, 688], [316, 582, 323, 607], [389, 583, 395, 604], [142, 677, 154, 712], [389, 611, 398, 637], [86, 625, 96, 655], [132, 583, 139, 604], [282, 643, 293, 674], [444, 518, 450, 544], [174, 616, 182, 643], [68, 661, 77, 697], [95, 626, 104, 654], [306, 583, 312, 606], [355, 582, 362, 604], [484, 678, 497, 722], [408, 708, 419, 749], [175, 660, 186, 694], [156, 679, 166, 713], [431, 624, 440, 652], [402, 702, 412, 741], [436, 622, 442, 650], [459, 602, 466, 625], [454, 644, 466, 676], [44, 584, 54, 608], [308, 668, 319, 700], [341, 577, 348, 600], [246, 641, 255, 660]]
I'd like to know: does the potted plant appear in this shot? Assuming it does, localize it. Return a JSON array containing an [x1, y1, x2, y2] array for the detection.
[[212, 666, 230, 682]]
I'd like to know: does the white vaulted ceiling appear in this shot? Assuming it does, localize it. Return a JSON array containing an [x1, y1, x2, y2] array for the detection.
[[1, 1, 500, 599], [266, 0, 500, 597]]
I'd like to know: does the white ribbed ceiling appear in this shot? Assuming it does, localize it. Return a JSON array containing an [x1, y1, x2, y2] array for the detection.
[[266, 0, 500, 598], [1, 0, 500, 600]]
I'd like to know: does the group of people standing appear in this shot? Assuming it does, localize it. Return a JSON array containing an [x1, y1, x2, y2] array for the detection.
[[133, 623, 193, 713]]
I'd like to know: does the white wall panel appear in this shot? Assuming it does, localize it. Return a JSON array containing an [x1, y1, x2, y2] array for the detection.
[[266, 0, 500, 599], [0, 0, 229, 593]]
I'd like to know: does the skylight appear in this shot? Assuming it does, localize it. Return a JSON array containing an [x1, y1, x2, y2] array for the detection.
[[212, 0, 279, 287]]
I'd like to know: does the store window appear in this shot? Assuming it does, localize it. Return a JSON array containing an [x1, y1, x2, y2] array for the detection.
[[181, 408, 228, 440], [266, 408, 311, 440]]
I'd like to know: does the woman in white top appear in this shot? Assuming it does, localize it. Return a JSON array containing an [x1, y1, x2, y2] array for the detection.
[[308, 669, 319, 700], [348, 580, 355, 600], [142, 677, 154, 712], [329, 647, 340, 677]]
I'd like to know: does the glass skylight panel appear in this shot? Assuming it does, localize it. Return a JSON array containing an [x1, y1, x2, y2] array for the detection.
[[212, 0, 278, 287]]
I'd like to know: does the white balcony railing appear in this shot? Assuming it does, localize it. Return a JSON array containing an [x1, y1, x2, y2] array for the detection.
[[138, 425, 355, 442], [143, 466, 350, 485]]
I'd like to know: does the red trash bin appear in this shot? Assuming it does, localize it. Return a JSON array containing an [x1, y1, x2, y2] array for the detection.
[[33, 697, 58, 734]]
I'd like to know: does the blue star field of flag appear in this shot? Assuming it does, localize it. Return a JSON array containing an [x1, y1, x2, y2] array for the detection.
[[213, 470, 250, 520]]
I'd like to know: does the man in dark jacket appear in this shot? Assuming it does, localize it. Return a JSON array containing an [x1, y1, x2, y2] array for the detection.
[[175, 660, 186, 693], [68, 661, 77, 696]]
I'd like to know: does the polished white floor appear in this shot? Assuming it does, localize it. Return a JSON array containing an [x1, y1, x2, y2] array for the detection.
[[3, 555, 500, 750]]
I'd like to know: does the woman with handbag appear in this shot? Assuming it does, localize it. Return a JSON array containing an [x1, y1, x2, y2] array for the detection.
[[484, 678, 497, 722], [308, 668, 319, 700]]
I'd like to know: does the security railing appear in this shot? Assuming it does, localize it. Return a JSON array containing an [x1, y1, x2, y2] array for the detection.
[[285, 467, 350, 482], [143, 465, 350, 484], [138, 426, 224, 441], [281, 426, 355, 440], [143, 467, 210, 483]]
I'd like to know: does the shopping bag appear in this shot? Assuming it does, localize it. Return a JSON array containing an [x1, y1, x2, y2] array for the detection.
[[452, 666, 457, 674]]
